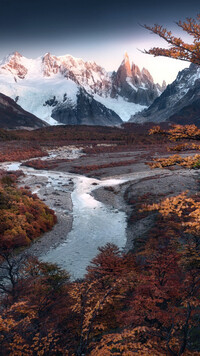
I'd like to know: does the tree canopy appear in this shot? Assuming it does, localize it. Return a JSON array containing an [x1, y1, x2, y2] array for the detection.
[[144, 14, 200, 65]]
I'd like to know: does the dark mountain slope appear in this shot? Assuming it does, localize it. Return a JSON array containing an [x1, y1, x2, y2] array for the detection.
[[0, 93, 48, 129], [129, 63, 200, 124], [52, 88, 122, 126]]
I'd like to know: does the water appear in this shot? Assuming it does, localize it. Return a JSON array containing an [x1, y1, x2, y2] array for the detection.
[[1, 158, 161, 279], [5, 162, 21, 171], [42, 175, 127, 279]]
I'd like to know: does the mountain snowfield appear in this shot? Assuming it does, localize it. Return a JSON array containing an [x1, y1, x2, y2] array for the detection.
[[0, 51, 164, 126], [93, 94, 147, 122], [0, 75, 78, 125]]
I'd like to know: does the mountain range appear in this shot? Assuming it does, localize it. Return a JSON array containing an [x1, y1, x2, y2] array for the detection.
[[1, 50, 199, 129], [0, 51, 164, 127], [130, 63, 200, 125]]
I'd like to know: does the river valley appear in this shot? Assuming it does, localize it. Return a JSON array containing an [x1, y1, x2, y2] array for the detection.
[[2, 146, 199, 279]]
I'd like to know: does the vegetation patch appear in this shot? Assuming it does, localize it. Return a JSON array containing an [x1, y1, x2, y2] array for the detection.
[[71, 159, 137, 174], [22, 158, 72, 170], [168, 142, 200, 152], [0, 142, 47, 163], [147, 153, 200, 169], [0, 171, 57, 249]]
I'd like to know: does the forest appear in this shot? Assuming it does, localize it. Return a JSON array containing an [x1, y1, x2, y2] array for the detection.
[[0, 202, 200, 355]]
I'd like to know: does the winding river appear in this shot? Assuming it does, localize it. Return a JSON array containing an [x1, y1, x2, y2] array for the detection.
[[3, 154, 160, 279]]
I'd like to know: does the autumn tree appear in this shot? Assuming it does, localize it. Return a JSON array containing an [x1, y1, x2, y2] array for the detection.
[[69, 244, 138, 356], [143, 14, 200, 65], [0, 255, 71, 355], [149, 124, 200, 141], [0, 250, 29, 305]]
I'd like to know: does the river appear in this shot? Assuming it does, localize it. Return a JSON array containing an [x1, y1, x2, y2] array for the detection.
[[42, 175, 127, 279], [3, 154, 160, 279]]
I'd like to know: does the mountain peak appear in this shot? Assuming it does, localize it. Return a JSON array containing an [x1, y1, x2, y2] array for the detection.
[[7, 51, 23, 60], [0, 51, 28, 79], [0, 51, 23, 66], [124, 51, 129, 61], [120, 52, 132, 78], [43, 52, 53, 59], [12, 51, 22, 58], [112, 53, 164, 106], [162, 80, 167, 90], [42, 53, 60, 77], [131, 63, 141, 77], [141, 67, 154, 83]]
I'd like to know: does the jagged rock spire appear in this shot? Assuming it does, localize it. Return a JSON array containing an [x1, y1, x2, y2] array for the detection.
[[162, 80, 167, 90], [122, 52, 132, 77]]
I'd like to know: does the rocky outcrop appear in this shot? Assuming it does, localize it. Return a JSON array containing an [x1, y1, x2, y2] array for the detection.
[[42, 53, 60, 77], [111, 53, 163, 106], [0, 93, 48, 129]]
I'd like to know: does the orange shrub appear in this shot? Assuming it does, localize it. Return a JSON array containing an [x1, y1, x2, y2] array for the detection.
[[0, 178, 57, 249]]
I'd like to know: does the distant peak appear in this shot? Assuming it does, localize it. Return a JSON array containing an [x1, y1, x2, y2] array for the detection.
[[8, 51, 23, 61], [43, 52, 52, 59], [118, 52, 132, 77], [42, 52, 57, 65], [141, 67, 150, 75], [141, 67, 154, 82], [0, 51, 23, 66], [131, 63, 141, 77], [12, 51, 22, 57], [124, 51, 130, 62]]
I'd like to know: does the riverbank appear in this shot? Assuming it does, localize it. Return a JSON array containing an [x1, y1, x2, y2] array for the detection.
[[2, 143, 200, 278], [4, 164, 127, 278], [92, 167, 200, 252], [17, 171, 74, 257]]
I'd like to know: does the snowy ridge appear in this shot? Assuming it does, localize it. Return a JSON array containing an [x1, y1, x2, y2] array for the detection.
[[0, 51, 164, 125], [129, 63, 200, 124]]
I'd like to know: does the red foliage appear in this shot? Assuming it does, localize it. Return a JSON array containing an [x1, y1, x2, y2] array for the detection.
[[23, 158, 72, 170], [0, 143, 47, 162], [71, 159, 137, 174]]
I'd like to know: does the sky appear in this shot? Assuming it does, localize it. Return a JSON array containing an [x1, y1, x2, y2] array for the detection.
[[0, 0, 199, 84]]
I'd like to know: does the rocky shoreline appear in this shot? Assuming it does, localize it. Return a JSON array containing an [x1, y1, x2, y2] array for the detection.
[[92, 167, 200, 253], [18, 172, 74, 258]]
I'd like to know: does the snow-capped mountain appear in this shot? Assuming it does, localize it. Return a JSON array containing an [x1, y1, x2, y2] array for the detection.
[[0, 51, 164, 126], [129, 63, 200, 125], [111, 52, 166, 106]]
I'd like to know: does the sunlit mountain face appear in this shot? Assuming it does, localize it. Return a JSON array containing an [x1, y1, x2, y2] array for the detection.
[[0, 51, 165, 125], [0, 0, 199, 126]]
